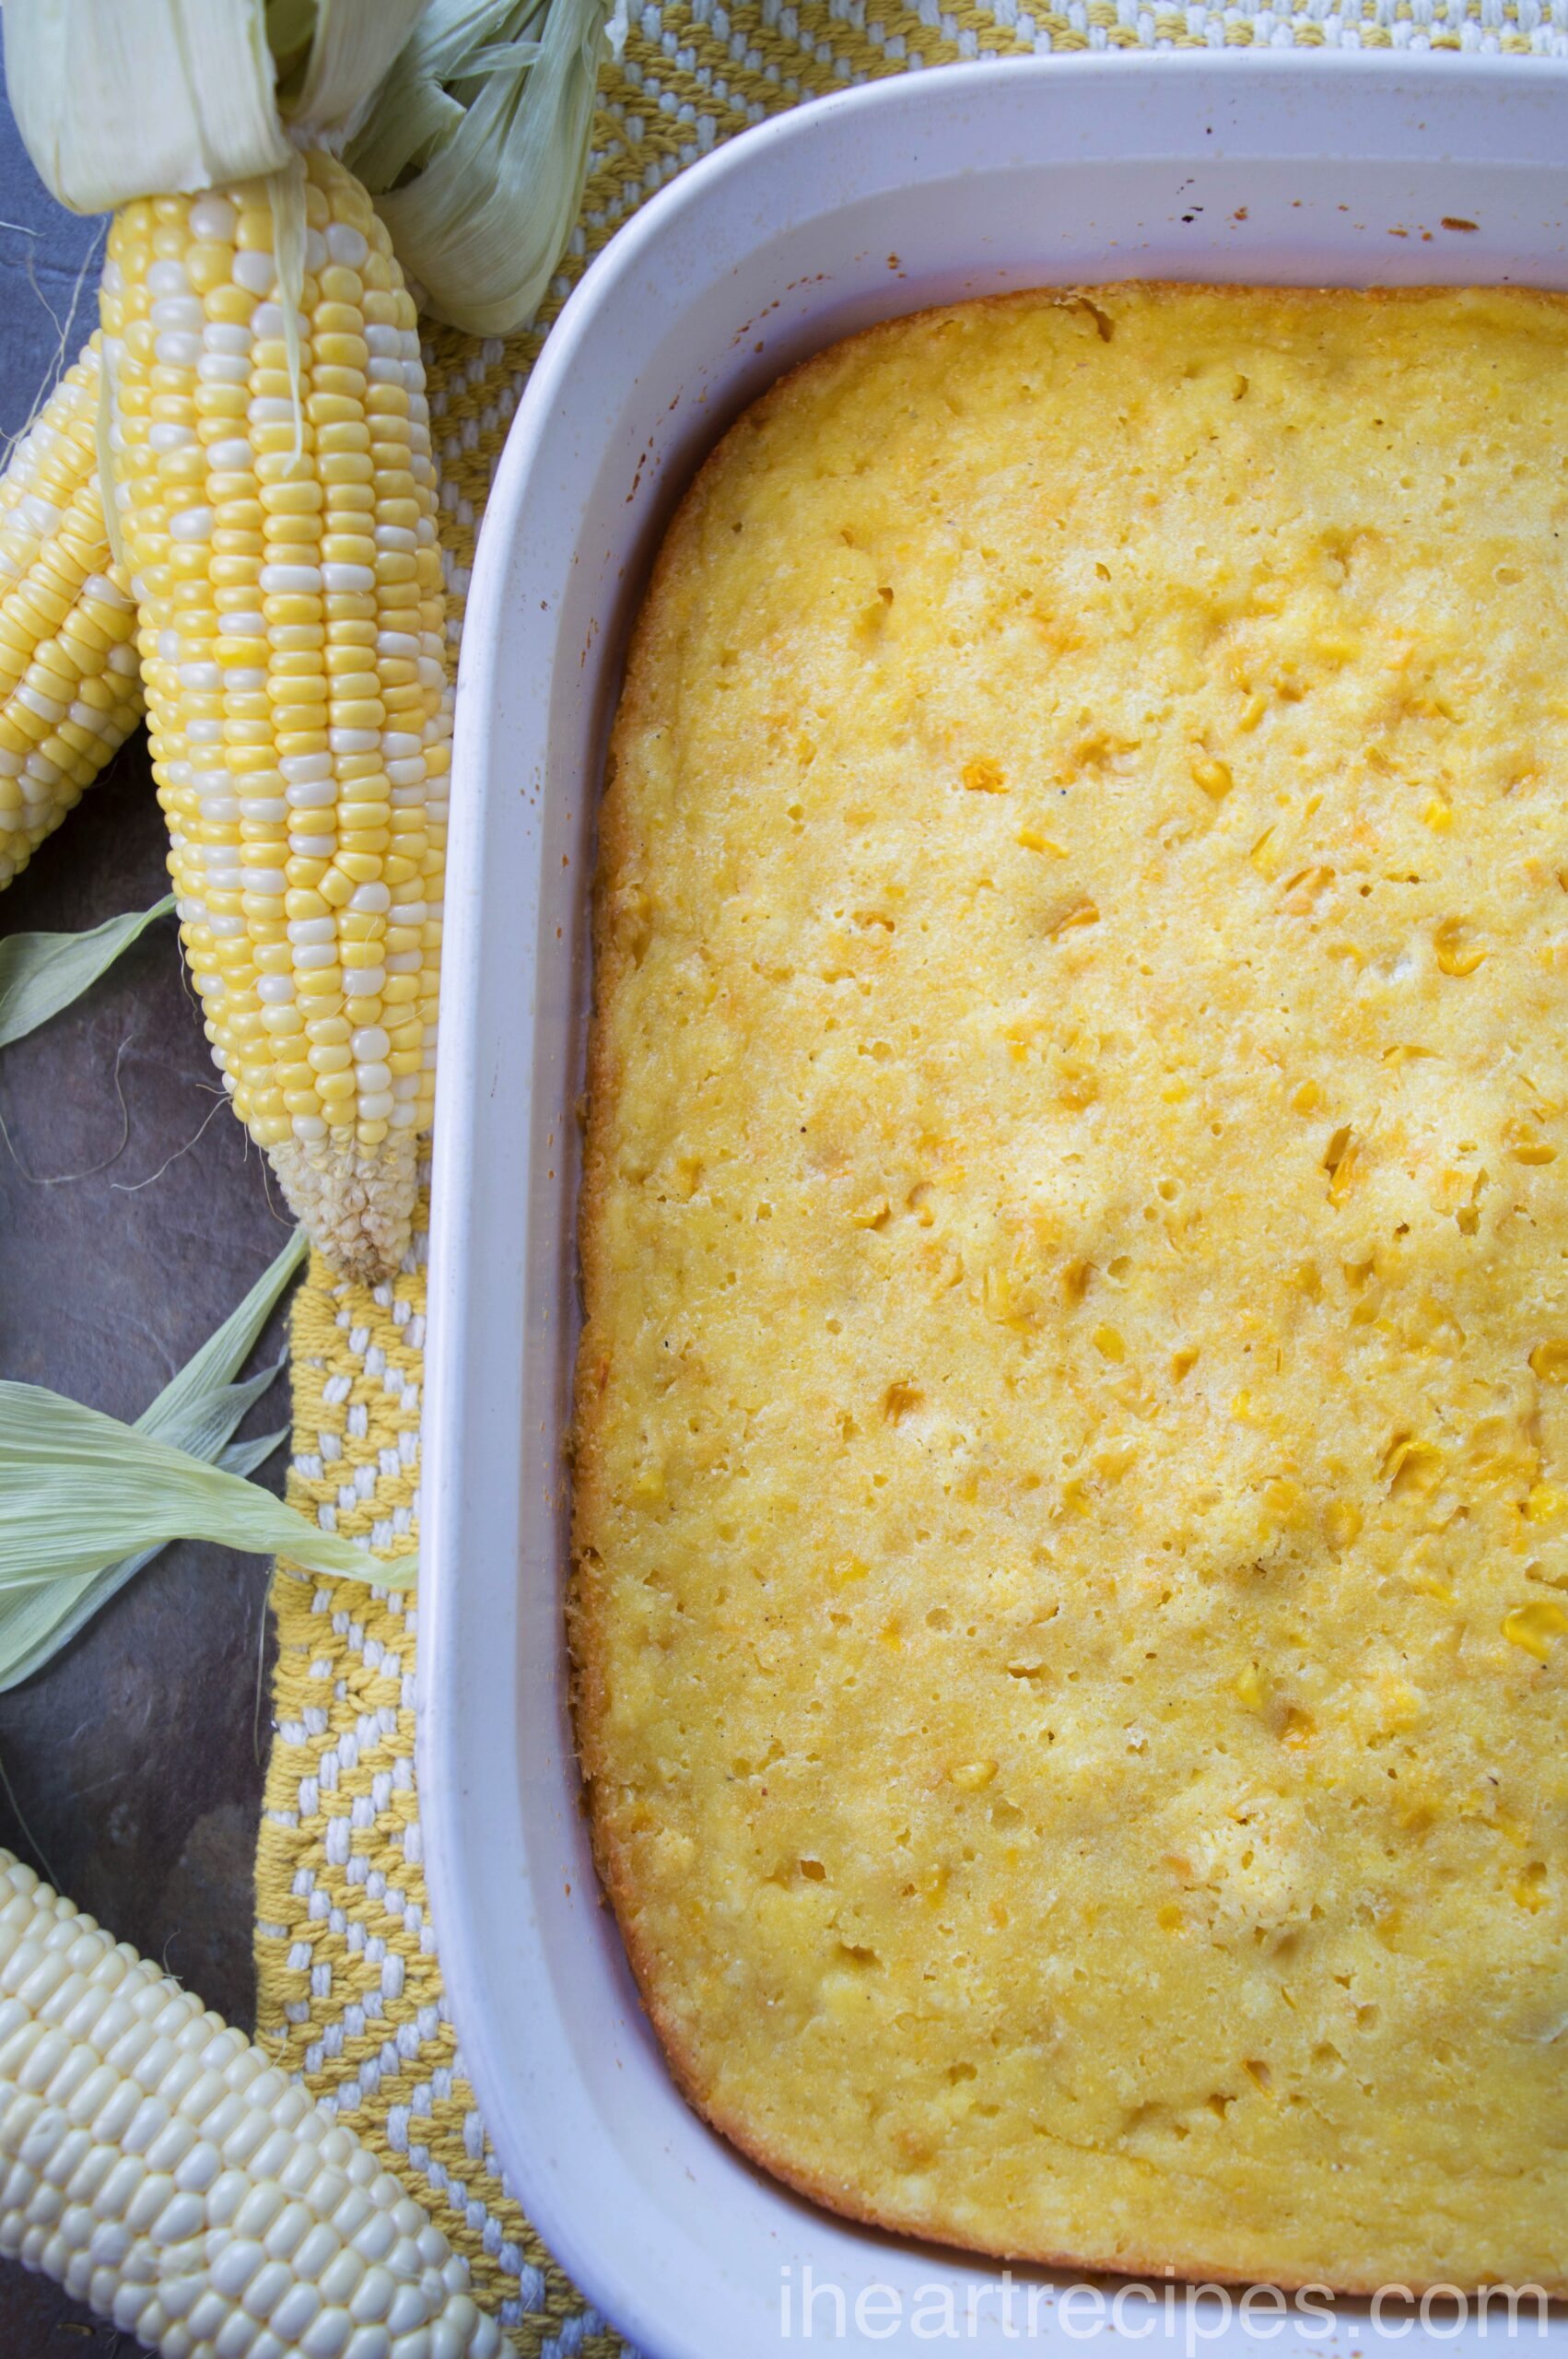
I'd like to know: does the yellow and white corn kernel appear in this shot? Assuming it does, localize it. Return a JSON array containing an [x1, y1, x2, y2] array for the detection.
[[0, 338, 142, 889], [0, 1851, 505, 2359], [98, 157, 449, 1165]]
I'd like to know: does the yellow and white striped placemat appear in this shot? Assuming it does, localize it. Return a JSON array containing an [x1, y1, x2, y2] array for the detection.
[[254, 9, 1565, 2353]]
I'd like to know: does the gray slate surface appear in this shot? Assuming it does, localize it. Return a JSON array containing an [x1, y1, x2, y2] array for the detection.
[[0, 88, 290, 2358]]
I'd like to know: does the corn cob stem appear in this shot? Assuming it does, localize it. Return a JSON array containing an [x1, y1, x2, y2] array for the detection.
[[0, 1848, 508, 2359], [99, 157, 450, 1284], [0, 337, 142, 890]]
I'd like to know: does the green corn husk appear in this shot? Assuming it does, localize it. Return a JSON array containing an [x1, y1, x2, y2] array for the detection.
[[1, 1381, 418, 1601], [3, 0, 430, 215], [348, 0, 620, 336], [6, 0, 616, 338], [0, 1230, 415, 1689], [0, 1384, 417, 1591], [0, 896, 174, 1051]]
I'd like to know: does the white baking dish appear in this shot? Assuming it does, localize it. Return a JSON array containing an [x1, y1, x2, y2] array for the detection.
[[424, 53, 1568, 2359]]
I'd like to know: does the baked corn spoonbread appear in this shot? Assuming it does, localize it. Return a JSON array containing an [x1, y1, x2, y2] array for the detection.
[[0, 338, 141, 890], [573, 285, 1568, 2292]]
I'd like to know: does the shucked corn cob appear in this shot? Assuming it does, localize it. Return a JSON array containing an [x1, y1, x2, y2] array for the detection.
[[0, 1848, 506, 2359], [0, 338, 142, 890], [99, 153, 450, 1283]]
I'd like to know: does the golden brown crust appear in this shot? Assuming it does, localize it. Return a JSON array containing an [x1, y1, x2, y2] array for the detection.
[[570, 282, 1568, 2293]]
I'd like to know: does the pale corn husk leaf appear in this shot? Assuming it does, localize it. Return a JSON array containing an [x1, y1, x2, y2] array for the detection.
[[4, 0, 432, 215], [268, 0, 433, 141], [341, 58, 466, 193], [0, 1397, 294, 1694], [4, 0, 291, 214], [348, 0, 614, 337], [0, 1382, 416, 1595], [343, 0, 523, 190], [224, 1426, 293, 1476], [135, 1227, 305, 1441], [159, 1356, 287, 1463], [0, 1426, 289, 1695], [0, 1232, 306, 1688], [0, 897, 175, 1052]]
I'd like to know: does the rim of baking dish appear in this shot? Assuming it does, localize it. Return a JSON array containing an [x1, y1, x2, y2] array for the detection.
[[424, 49, 1568, 2359]]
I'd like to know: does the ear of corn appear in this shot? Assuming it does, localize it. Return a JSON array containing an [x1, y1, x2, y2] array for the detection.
[[99, 154, 451, 1283], [0, 1847, 507, 2359], [0, 337, 142, 892]]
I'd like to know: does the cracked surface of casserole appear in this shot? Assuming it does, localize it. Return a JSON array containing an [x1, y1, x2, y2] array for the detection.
[[571, 285, 1568, 2291]]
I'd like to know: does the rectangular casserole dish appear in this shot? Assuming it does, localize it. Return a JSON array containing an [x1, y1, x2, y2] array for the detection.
[[423, 52, 1568, 2359]]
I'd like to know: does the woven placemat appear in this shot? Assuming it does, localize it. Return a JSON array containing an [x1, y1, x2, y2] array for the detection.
[[253, 8, 1564, 2353]]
